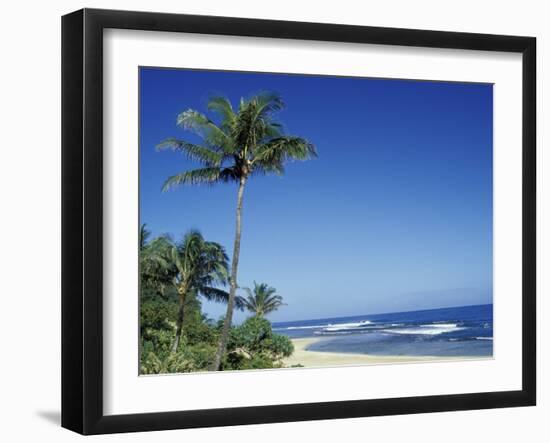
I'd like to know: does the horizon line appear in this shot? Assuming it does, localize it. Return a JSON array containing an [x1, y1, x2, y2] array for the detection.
[[271, 302, 492, 325]]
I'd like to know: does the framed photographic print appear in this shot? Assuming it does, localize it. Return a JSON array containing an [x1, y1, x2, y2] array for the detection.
[[61, 8, 536, 435]]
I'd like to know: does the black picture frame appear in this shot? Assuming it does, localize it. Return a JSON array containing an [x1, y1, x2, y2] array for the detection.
[[62, 8, 536, 435]]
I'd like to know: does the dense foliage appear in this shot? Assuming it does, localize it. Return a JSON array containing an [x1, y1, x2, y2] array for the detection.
[[223, 317, 294, 370], [140, 230, 293, 374]]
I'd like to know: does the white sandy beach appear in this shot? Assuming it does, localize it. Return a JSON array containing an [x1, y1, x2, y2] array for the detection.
[[283, 337, 474, 368]]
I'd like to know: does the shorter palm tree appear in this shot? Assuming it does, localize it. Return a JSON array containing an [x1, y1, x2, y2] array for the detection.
[[168, 231, 231, 352], [140, 229, 232, 352], [237, 282, 285, 318]]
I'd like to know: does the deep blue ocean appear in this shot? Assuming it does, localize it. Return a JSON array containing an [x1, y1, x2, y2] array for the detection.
[[272, 304, 493, 357]]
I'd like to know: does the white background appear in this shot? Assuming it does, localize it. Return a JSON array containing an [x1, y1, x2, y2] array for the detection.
[[0, 0, 546, 441]]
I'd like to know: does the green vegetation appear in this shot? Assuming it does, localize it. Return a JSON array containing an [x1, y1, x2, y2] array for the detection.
[[225, 317, 294, 370], [140, 91, 315, 373], [237, 282, 285, 317], [140, 228, 294, 374]]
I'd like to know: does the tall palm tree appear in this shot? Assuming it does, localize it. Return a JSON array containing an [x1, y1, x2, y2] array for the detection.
[[166, 230, 231, 352], [237, 282, 285, 317], [158, 92, 317, 370]]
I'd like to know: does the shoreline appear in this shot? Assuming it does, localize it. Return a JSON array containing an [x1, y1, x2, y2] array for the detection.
[[283, 337, 489, 368]]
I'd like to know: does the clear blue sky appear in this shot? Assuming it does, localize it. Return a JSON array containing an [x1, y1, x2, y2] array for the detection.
[[139, 67, 493, 323]]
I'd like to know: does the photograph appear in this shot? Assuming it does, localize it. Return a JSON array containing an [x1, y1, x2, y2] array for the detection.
[[138, 66, 494, 375]]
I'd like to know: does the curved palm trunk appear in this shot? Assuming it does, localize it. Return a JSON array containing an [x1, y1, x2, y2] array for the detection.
[[171, 293, 186, 353], [211, 177, 246, 370]]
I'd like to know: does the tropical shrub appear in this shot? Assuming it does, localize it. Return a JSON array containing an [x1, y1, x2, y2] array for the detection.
[[223, 317, 294, 370]]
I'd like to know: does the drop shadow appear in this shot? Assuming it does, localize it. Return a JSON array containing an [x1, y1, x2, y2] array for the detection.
[[36, 410, 61, 426]]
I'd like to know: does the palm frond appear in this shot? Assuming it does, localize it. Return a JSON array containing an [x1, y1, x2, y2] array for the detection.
[[139, 224, 151, 250], [156, 138, 223, 167], [231, 92, 283, 151], [264, 122, 284, 139], [140, 235, 177, 292], [176, 109, 233, 151], [233, 295, 247, 311], [218, 167, 240, 183], [250, 91, 285, 119], [253, 136, 317, 167], [170, 230, 230, 295], [207, 95, 237, 130], [161, 167, 223, 191], [199, 287, 230, 304]]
